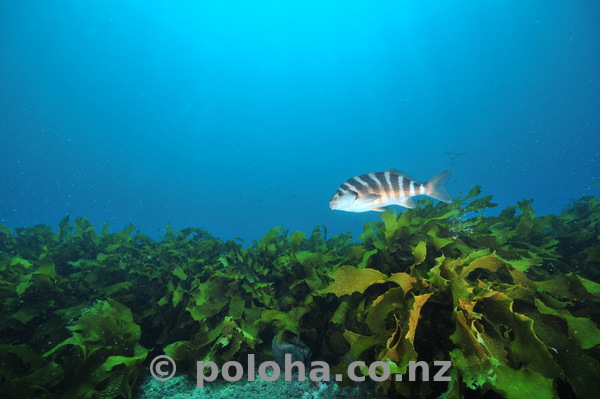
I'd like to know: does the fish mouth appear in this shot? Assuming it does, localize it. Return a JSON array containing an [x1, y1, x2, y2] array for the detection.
[[329, 202, 338, 209]]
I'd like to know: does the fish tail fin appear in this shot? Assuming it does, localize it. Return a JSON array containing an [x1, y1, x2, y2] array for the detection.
[[424, 170, 452, 203]]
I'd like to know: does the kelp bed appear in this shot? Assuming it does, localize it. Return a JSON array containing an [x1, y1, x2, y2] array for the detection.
[[1, 186, 599, 399]]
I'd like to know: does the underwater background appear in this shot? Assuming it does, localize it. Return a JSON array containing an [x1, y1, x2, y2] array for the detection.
[[1, 0, 599, 242], [2, 1, 600, 399]]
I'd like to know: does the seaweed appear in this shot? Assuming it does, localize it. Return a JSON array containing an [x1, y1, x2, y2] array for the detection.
[[43, 299, 148, 399], [0, 189, 599, 398]]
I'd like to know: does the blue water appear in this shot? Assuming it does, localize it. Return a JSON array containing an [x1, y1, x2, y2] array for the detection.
[[1, 0, 599, 243]]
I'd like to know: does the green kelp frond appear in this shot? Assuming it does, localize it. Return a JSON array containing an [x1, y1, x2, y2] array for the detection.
[[1, 190, 600, 398], [317, 190, 600, 398], [43, 299, 148, 399]]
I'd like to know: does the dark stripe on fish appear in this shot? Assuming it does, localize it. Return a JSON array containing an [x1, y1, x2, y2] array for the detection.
[[360, 174, 379, 193], [402, 177, 410, 197], [374, 172, 390, 196], [411, 182, 419, 195], [340, 184, 357, 197], [347, 177, 364, 191], [341, 182, 360, 197], [391, 173, 400, 197], [374, 172, 387, 183]]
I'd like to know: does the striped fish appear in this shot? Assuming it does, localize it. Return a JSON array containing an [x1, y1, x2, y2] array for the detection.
[[329, 169, 452, 212]]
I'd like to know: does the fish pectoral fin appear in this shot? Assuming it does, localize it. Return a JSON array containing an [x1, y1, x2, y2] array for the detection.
[[355, 193, 381, 205], [398, 197, 416, 209]]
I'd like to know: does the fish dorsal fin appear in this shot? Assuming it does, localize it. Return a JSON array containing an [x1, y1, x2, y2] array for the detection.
[[386, 169, 421, 184], [355, 193, 381, 205], [397, 197, 416, 209]]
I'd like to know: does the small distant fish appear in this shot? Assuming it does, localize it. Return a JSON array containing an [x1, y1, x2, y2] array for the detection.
[[445, 151, 465, 161], [329, 169, 452, 212]]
